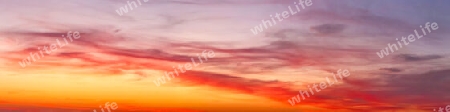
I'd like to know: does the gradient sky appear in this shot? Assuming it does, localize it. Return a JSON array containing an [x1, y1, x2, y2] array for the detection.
[[1, 0, 450, 112]]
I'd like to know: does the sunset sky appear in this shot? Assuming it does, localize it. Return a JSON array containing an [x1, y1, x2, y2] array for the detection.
[[1, 0, 450, 112]]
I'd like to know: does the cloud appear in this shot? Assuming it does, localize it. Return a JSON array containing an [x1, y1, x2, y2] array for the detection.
[[379, 68, 403, 73], [175, 71, 296, 101], [1, 0, 450, 111], [310, 24, 346, 35], [394, 54, 444, 62], [338, 69, 450, 110]]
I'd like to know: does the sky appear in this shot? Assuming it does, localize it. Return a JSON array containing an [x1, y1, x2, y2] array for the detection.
[[0, 0, 450, 112]]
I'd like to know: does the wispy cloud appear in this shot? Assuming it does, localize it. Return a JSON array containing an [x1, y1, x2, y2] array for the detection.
[[1, 0, 450, 112]]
